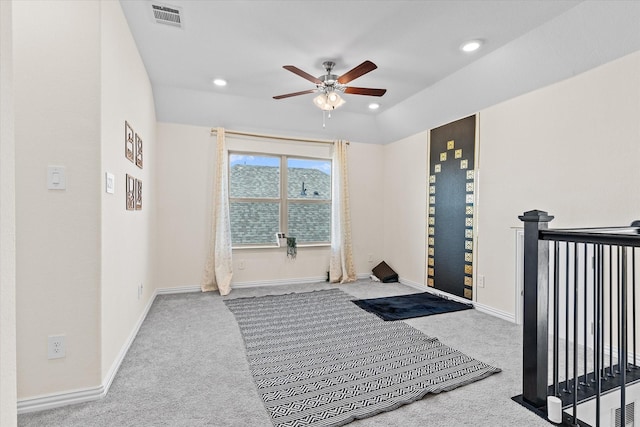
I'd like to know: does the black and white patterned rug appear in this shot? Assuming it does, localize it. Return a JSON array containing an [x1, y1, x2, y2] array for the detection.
[[224, 289, 501, 427]]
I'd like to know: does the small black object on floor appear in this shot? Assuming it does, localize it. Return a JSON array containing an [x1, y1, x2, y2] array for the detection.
[[372, 261, 398, 283], [352, 292, 472, 321]]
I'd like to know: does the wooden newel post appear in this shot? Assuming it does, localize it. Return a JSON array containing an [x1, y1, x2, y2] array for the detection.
[[518, 209, 554, 408]]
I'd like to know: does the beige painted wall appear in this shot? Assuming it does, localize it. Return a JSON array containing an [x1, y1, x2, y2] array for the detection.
[[475, 50, 640, 315], [156, 123, 385, 289], [13, 0, 158, 401], [381, 50, 640, 318], [381, 132, 428, 287], [14, 0, 102, 397], [99, 0, 157, 382], [0, 0, 17, 423], [156, 123, 213, 289]]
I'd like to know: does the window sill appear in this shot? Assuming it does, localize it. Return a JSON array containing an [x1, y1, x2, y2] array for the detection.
[[232, 243, 330, 250]]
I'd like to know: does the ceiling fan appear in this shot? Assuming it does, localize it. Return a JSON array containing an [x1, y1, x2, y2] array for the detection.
[[273, 60, 386, 111]]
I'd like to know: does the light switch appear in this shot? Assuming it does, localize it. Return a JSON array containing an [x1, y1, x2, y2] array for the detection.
[[47, 166, 66, 190]]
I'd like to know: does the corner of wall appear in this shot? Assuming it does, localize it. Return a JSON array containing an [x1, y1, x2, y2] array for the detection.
[[0, 0, 17, 424]]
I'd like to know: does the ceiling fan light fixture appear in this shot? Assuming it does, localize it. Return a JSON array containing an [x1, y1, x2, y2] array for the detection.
[[313, 92, 345, 111]]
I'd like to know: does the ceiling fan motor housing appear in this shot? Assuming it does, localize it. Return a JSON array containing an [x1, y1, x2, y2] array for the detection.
[[320, 61, 340, 90]]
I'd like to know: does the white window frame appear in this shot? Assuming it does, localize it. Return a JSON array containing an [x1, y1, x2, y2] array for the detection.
[[228, 151, 332, 249]]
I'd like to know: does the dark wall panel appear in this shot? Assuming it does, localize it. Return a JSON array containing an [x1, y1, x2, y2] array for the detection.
[[428, 115, 476, 300]]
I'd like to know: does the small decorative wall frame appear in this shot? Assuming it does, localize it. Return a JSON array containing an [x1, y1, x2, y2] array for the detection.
[[135, 179, 142, 210], [135, 134, 143, 169], [126, 174, 135, 210], [125, 121, 134, 163]]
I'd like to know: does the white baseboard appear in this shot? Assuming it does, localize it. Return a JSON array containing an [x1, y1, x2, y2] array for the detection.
[[401, 279, 517, 324], [473, 301, 516, 323], [18, 287, 165, 414], [231, 276, 327, 288], [399, 277, 426, 291], [156, 285, 201, 294], [101, 288, 158, 394], [17, 385, 106, 414]]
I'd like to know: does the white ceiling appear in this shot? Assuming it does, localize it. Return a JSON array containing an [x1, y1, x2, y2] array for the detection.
[[119, 0, 640, 144]]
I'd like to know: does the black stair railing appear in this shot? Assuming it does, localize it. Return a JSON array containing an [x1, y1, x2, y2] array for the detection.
[[515, 210, 640, 427]]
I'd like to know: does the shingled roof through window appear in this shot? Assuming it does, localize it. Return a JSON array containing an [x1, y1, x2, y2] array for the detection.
[[230, 165, 331, 244]]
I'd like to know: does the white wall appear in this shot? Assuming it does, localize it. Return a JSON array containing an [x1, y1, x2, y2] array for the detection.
[[381, 50, 640, 318], [381, 132, 428, 287], [156, 123, 385, 289], [155, 123, 213, 289], [13, 0, 158, 403], [14, 0, 102, 397], [0, 0, 17, 424], [475, 50, 640, 315], [100, 0, 157, 382], [346, 141, 385, 274]]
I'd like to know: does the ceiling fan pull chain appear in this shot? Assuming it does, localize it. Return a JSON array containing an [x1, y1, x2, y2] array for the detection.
[[322, 110, 326, 128]]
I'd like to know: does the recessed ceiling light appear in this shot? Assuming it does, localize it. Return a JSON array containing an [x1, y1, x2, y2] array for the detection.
[[212, 78, 227, 87], [368, 103, 380, 110], [460, 39, 483, 53]]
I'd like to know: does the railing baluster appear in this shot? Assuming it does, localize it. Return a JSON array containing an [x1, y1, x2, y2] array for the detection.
[[600, 246, 611, 381], [620, 246, 627, 427], [633, 247, 637, 370], [609, 246, 614, 378], [554, 241, 560, 397], [572, 243, 579, 423], [595, 244, 602, 425], [591, 244, 602, 383], [617, 246, 622, 375], [564, 242, 571, 393], [581, 243, 588, 387]]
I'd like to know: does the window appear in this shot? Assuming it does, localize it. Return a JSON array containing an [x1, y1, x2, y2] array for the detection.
[[229, 153, 331, 247]]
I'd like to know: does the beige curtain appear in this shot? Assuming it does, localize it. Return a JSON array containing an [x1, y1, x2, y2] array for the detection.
[[201, 127, 233, 295], [329, 140, 356, 283]]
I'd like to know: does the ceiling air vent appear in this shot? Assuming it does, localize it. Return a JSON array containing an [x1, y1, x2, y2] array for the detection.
[[151, 3, 182, 28]]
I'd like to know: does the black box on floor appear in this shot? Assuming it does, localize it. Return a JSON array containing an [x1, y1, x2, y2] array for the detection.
[[372, 261, 398, 283]]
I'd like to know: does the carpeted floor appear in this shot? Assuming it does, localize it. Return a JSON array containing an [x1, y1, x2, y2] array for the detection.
[[17, 280, 553, 427]]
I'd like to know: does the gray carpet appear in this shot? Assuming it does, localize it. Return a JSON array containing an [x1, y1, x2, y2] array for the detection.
[[17, 280, 553, 426], [225, 289, 501, 427]]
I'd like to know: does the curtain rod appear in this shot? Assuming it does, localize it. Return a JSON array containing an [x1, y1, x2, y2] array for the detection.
[[210, 128, 348, 145]]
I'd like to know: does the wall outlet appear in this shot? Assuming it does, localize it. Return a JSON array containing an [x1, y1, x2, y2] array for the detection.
[[238, 260, 246, 270], [48, 335, 65, 359], [368, 254, 374, 264]]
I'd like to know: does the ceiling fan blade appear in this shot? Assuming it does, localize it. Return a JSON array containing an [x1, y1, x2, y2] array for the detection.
[[283, 65, 322, 84], [337, 60, 377, 84], [343, 87, 387, 97], [273, 89, 317, 100]]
